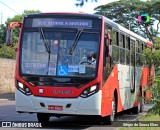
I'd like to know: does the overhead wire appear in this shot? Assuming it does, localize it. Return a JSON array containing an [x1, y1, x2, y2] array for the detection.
[[0, 0, 19, 15]]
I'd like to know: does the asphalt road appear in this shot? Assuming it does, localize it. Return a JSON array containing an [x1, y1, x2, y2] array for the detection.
[[0, 94, 154, 130]]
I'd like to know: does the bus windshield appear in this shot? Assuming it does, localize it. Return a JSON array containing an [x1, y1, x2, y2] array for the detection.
[[20, 29, 100, 78]]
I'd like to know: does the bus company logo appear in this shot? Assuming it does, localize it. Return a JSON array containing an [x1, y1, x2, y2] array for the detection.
[[53, 90, 72, 95], [2, 122, 11, 127]]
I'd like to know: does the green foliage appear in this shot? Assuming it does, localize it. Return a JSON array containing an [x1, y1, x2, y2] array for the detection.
[[142, 46, 160, 115], [142, 38, 160, 114], [0, 10, 41, 59], [94, 0, 160, 42], [0, 44, 16, 59], [142, 48, 152, 66], [142, 48, 160, 71], [145, 75, 160, 115], [0, 24, 7, 45], [154, 37, 160, 50], [0, 10, 41, 45], [23, 10, 41, 16]]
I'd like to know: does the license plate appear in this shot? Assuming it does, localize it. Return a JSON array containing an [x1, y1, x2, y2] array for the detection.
[[48, 105, 63, 111]]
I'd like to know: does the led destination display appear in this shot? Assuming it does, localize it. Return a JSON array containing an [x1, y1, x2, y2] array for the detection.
[[32, 18, 92, 28]]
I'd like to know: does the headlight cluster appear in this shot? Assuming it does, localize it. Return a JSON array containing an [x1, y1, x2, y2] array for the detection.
[[80, 84, 99, 98], [17, 82, 32, 95]]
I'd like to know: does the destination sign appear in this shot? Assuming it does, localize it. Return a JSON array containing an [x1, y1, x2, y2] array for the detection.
[[32, 18, 92, 28]]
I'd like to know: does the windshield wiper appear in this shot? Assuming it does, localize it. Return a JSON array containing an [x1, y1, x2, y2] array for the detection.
[[39, 28, 51, 75], [39, 28, 50, 53], [69, 29, 83, 55]]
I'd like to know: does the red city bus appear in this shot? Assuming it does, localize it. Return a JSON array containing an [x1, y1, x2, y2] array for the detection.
[[6, 12, 153, 124]]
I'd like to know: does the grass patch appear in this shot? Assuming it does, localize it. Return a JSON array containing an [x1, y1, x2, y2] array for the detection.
[[139, 114, 160, 121]]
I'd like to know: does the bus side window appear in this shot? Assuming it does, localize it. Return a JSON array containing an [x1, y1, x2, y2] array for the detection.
[[112, 29, 118, 46], [103, 36, 108, 66], [125, 36, 130, 65], [136, 40, 140, 53], [139, 41, 143, 66], [141, 42, 144, 51], [103, 33, 110, 85], [131, 40, 135, 66], [120, 33, 125, 64], [103, 24, 113, 85], [112, 29, 119, 63], [139, 41, 143, 53]]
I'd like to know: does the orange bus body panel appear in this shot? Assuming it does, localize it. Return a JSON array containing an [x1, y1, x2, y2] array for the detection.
[[141, 67, 149, 87], [101, 65, 124, 116], [141, 65, 154, 100]]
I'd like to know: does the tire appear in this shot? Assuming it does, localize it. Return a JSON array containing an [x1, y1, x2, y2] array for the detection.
[[132, 106, 139, 114], [103, 96, 116, 125], [37, 113, 50, 123], [132, 91, 143, 114]]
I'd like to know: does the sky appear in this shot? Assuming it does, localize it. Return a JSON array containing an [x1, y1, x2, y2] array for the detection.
[[0, 0, 118, 24]]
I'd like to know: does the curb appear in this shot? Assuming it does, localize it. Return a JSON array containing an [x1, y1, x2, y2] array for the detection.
[[0, 93, 15, 101]]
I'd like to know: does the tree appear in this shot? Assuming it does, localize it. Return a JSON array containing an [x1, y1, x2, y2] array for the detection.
[[0, 44, 16, 59], [142, 48, 160, 115], [142, 48, 160, 72], [142, 37, 160, 115], [0, 10, 41, 45], [0, 24, 7, 44], [154, 37, 160, 50], [94, 0, 160, 43]]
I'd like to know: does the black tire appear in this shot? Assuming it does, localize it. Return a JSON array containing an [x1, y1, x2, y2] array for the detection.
[[103, 96, 116, 125], [132, 91, 143, 114], [131, 106, 139, 114], [37, 113, 50, 123], [125, 109, 132, 114]]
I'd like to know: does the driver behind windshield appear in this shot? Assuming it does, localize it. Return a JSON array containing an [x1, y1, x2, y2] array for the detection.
[[87, 51, 96, 65], [80, 50, 96, 65]]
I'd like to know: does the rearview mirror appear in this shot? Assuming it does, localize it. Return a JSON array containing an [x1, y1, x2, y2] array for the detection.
[[6, 22, 22, 46], [6, 28, 13, 46]]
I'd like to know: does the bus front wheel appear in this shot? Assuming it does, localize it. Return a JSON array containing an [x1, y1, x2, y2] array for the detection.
[[37, 113, 50, 123], [102, 96, 116, 125]]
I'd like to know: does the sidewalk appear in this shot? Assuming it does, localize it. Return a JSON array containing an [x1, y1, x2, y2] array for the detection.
[[0, 93, 15, 101]]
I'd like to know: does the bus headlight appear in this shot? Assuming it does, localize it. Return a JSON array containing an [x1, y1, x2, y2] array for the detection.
[[18, 82, 24, 89], [17, 81, 32, 95], [80, 84, 99, 98]]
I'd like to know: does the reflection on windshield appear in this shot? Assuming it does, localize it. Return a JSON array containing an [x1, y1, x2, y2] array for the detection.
[[21, 30, 100, 77]]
